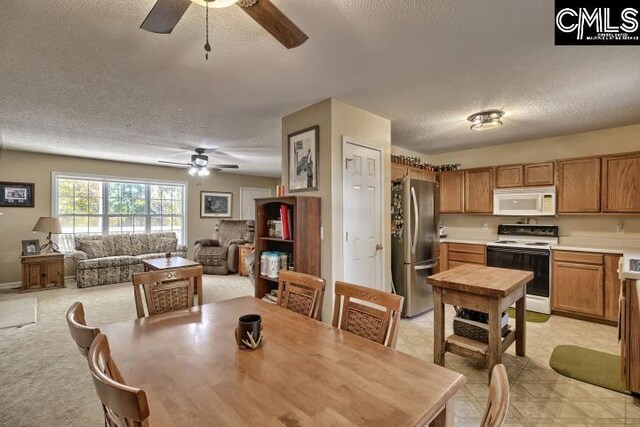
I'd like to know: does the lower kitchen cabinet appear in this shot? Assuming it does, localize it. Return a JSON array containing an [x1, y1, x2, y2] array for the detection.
[[439, 243, 486, 271], [551, 250, 621, 324]]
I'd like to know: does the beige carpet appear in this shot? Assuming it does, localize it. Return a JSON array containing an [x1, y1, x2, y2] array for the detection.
[[0, 275, 253, 427], [0, 296, 37, 329]]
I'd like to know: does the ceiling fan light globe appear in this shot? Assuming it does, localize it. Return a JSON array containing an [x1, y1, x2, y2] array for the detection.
[[188, 167, 198, 176], [194, 158, 208, 167], [191, 0, 239, 8], [202, 169, 211, 176]]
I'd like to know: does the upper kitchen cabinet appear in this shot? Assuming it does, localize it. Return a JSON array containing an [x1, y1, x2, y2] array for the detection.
[[557, 157, 601, 213], [464, 167, 494, 213], [524, 162, 554, 186], [439, 171, 465, 213], [391, 163, 437, 182], [496, 165, 523, 188], [602, 152, 640, 213]]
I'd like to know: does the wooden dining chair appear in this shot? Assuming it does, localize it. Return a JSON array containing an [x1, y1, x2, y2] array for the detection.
[[66, 301, 100, 358], [332, 281, 404, 348], [88, 333, 150, 427], [277, 270, 326, 320], [132, 266, 203, 318], [481, 364, 510, 427]]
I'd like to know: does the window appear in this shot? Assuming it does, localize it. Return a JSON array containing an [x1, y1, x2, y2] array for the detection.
[[53, 174, 186, 252]]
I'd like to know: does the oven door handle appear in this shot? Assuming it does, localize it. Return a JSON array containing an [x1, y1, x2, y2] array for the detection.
[[487, 247, 550, 257]]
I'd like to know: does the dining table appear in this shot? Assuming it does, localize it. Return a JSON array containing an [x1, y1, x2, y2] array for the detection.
[[101, 296, 466, 426], [426, 264, 533, 378]]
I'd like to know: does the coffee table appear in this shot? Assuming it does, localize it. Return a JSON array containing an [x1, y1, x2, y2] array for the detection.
[[142, 257, 203, 305]]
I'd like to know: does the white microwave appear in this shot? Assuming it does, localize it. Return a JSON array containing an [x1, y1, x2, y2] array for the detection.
[[493, 187, 556, 216]]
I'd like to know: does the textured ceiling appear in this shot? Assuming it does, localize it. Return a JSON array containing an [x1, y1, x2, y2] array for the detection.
[[1, 0, 639, 176]]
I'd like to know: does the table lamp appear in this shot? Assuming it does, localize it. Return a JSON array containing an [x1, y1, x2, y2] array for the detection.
[[32, 217, 62, 254]]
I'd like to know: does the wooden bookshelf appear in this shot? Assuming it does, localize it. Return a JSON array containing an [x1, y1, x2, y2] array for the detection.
[[254, 196, 321, 299]]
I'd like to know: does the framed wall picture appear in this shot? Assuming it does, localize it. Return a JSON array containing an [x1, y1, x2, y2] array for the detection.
[[21, 239, 40, 256], [0, 182, 35, 208], [288, 125, 319, 192], [201, 191, 232, 218]]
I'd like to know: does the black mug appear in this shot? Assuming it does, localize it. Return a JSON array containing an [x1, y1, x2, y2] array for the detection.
[[235, 314, 263, 350]]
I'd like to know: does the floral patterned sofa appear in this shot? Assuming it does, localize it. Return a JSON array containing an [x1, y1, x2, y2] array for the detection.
[[71, 232, 188, 288]]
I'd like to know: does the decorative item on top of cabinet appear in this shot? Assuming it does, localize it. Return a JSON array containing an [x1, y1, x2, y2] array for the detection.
[[556, 157, 601, 213], [524, 162, 554, 186], [496, 165, 523, 188], [601, 152, 640, 213], [439, 171, 465, 213], [464, 167, 494, 213]]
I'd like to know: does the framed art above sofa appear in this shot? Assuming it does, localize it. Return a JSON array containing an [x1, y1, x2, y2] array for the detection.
[[0, 182, 35, 207]]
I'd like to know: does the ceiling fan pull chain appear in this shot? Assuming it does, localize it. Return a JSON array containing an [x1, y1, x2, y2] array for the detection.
[[204, 0, 212, 60]]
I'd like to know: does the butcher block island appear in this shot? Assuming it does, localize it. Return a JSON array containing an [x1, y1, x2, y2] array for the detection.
[[427, 264, 532, 378]]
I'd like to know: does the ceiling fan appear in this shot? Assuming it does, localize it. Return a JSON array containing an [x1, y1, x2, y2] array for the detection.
[[158, 148, 239, 176], [140, 0, 308, 49]]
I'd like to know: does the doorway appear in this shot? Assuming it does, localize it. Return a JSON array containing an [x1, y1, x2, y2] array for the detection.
[[240, 187, 272, 221], [342, 137, 384, 290]]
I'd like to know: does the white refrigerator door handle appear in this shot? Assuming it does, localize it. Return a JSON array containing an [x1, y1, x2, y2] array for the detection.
[[411, 186, 419, 254]]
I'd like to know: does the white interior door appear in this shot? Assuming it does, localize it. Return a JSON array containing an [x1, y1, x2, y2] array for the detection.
[[240, 187, 272, 220], [343, 138, 383, 290]]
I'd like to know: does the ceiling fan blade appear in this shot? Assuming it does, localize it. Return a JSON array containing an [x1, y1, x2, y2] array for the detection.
[[140, 0, 192, 34], [158, 161, 191, 166], [239, 0, 308, 49], [211, 164, 239, 169]]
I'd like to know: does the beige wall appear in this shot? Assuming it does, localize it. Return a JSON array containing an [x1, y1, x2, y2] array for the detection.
[[427, 124, 640, 167], [283, 99, 392, 321], [0, 150, 277, 284], [419, 124, 640, 242]]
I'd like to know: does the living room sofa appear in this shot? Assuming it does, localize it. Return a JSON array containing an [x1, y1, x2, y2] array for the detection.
[[71, 232, 188, 288]]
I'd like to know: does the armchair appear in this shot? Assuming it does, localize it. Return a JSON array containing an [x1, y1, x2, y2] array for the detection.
[[194, 220, 255, 275]]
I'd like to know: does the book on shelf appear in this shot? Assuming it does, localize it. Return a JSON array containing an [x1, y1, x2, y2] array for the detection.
[[261, 296, 276, 305], [267, 220, 283, 238], [280, 205, 290, 240]]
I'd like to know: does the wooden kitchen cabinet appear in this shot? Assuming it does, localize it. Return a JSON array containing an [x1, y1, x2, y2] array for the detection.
[[439, 243, 486, 271], [464, 168, 494, 213], [557, 157, 601, 213], [524, 162, 554, 186], [439, 171, 465, 213], [391, 163, 437, 182], [603, 254, 622, 322], [552, 261, 604, 318], [20, 253, 65, 292], [495, 165, 523, 188], [621, 279, 640, 393], [601, 152, 640, 213]]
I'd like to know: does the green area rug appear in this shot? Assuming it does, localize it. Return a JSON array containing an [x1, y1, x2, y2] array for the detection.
[[549, 345, 629, 394], [506, 307, 550, 323]]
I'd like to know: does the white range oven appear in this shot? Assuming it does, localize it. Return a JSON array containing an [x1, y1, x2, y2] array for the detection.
[[486, 224, 559, 314]]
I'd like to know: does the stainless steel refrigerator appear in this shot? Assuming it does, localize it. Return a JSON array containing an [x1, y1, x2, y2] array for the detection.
[[391, 178, 438, 317]]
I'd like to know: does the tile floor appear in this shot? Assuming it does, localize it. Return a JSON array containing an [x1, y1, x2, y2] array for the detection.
[[395, 307, 640, 426]]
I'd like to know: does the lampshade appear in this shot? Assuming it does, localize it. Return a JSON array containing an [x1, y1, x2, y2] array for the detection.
[[32, 217, 62, 234]]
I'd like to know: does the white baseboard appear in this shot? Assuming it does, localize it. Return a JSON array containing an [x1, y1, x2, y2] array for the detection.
[[0, 276, 76, 290], [0, 281, 21, 290]]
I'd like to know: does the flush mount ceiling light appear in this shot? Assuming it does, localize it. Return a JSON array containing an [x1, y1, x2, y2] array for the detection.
[[467, 110, 504, 131]]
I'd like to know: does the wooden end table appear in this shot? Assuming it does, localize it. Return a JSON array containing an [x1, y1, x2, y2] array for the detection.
[[142, 257, 203, 305], [238, 244, 254, 276], [427, 264, 532, 379], [20, 253, 65, 292]]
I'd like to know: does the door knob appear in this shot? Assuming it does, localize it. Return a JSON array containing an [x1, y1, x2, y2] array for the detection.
[[375, 243, 384, 251]]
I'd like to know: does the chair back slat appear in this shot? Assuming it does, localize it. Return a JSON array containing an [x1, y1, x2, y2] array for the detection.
[[88, 334, 150, 427], [277, 270, 325, 320], [132, 266, 203, 318], [66, 302, 100, 358], [481, 364, 510, 427], [333, 281, 404, 348]]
